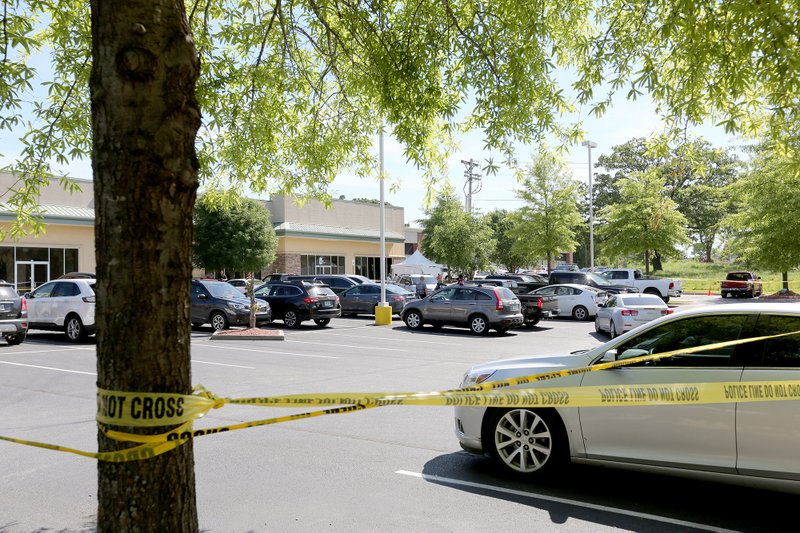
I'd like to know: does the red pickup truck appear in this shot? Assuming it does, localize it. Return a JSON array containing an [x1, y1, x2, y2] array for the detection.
[[720, 271, 763, 298]]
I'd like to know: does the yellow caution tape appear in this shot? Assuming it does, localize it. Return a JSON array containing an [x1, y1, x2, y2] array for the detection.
[[4, 329, 800, 461]]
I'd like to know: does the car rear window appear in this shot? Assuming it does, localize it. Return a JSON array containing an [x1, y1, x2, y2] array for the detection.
[[0, 286, 17, 299], [620, 296, 663, 306], [308, 286, 336, 297], [497, 288, 516, 300]]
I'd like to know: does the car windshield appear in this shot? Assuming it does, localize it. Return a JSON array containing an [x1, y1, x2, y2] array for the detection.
[[0, 286, 17, 298], [205, 282, 244, 299], [586, 273, 609, 285]]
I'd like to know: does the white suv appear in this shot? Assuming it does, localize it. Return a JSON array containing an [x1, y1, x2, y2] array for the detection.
[[25, 279, 96, 341]]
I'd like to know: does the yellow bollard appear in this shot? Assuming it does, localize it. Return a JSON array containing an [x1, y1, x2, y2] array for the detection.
[[374, 303, 393, 326]]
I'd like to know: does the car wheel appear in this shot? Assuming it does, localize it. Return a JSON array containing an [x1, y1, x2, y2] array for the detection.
[[5, 332, 25, 345], [487, 408, 567, 477], [721, 291, 727, 298], [404, 310, 423, 330], [65, 315, 85, 342], [746, 290, 754, 298], [662, 296, 670, 304], [469, 314, 489, 335], [594, 317, 602, 333], [210, 311, 228, 331], [284, 309, 301, 328], [526, 317, 541, 328], [609, 321, 618, 339], [572, 305, 589, 321], [314, 318, 330, 327]]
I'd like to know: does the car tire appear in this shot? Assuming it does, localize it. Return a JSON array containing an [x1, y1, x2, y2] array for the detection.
[[5, 332, 25, 345], [610, 321, 618, 339], [65, 315, 86, 342], [721, 291, 727, 298], [210, 311, 229, 331], [572, 305, 589, 321], [526, 317, 541, 328], [746, 290, 754, 298], [486, 408, 567, 478], [469, 314, 490, 335], [284, 309, 300, 328], [314, 318, 330, 327], [594, 317, 602, 334], [404, 310, 424, 330]]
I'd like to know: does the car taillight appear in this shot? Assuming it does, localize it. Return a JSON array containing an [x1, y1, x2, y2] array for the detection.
[[493, 288, 504, 310], [537, 297, 543, 309], [661, 308, 674, 315], [82, 296, 96, 303], [669, 282, 674, 289], [304, 297, 319, 304], [391, 295, 404, 302], [620, 309, 638, 316]]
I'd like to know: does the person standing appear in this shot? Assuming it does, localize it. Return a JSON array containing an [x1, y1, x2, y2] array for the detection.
[[415, 276, 427, 298], [457, 275, 465, 286]]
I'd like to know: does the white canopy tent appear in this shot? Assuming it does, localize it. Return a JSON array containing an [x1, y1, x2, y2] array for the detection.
[[391, 250, 442, 276]]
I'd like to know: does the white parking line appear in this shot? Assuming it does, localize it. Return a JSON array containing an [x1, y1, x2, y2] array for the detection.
[[192, 342, 339, 359], [395, 470, 736, 533], [0, 360, 96, 375], [191, 360, 256, 369], [0, 347, 92, 355], [285, 339, 408, 352], [310, 331, 455, 346]]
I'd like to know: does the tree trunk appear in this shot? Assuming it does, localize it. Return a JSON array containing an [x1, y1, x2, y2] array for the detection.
[[783, 272, 789, 291], [652, 251, 663, 272], [249, 272, 256, 328], [91, 1, 201, 530], [705, 241, 713, 263], [644, 250, 650, 275]]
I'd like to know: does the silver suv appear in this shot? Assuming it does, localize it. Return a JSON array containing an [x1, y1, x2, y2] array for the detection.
[[402, 285, 523, 335]]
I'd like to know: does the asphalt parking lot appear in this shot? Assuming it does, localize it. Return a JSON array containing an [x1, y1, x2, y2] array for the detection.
[[1, 297, 797, 532]]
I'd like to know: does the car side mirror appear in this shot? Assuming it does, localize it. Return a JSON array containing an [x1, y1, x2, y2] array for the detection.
[[23, 292, 32, 298], [600, 349, 617, 363], [198, 293, 208, 301], [597, 302, 605, 308]]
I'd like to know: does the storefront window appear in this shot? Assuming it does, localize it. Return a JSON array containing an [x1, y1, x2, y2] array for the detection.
[[300, 254, 345, 275], [0, 247, 13, 282]]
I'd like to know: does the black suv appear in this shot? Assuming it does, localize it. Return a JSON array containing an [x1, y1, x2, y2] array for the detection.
[[547, 271, 637, 294], [286, 275, 358, 295], [191, 279, 272, 330], [0, 281, 27, 345], [253, 280, 341, 328]]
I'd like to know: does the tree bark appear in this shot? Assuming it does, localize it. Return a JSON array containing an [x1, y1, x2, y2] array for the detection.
[[783, 272, 789, 291], [652, 251, 663, 272], [644, 250, 650, 275], [91, 0, 201, 530]]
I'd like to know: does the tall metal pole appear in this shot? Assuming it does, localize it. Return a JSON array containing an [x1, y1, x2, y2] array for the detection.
[[379, 128, 386, 305], [582, 140, 597, 269]]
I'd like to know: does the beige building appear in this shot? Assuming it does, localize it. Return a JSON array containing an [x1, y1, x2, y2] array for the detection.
[[0, 172, 407, 287], [263, 196, 406, 279], [0, 172, 95, 291]]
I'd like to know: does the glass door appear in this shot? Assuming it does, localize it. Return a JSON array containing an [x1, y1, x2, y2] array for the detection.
[[315, 265, 332, 275], [16, 260, 49, 294]]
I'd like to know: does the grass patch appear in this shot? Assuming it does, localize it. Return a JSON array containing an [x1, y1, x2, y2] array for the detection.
[[621, 260, 798, 294]]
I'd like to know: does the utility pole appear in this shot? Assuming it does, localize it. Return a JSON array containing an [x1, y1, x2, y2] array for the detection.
[[461, 158, 482, 213], [581, 140, 598, 269]]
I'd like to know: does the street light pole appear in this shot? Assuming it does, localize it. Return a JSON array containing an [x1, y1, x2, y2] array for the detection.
[[581, 140, 597, 270]]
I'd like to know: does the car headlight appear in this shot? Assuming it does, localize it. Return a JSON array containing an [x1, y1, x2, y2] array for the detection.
[[229, 302, 248, 311], [460, 369, 496, 389]]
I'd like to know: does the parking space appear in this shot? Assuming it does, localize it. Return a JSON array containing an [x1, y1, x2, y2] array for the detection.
[[2, 312, 796, 531]]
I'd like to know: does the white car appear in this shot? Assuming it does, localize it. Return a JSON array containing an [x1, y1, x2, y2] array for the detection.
[[226, 278, 251, 294], [25, 279, 96, 341], [455, 303, 800, 493], [530, 283, 608, 321], [595, 293, 673, 338]]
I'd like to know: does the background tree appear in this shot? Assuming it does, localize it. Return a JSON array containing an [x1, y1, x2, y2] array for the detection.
[[193, 195, 277, 325], [420, 191, 495, 277], [485, 209, 528, 273], [508, 152, 582, 272], [725, 139, 800, 291], [597, 170, 689, 274], [3, 0, 800, 529]]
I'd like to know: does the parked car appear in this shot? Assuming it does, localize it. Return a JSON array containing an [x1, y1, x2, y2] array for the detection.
[[346, 274, 374, 285], [286, 274, 358, 295], [721, 271, 763, 298], [339, 283, 411, 316], [595, 293, 673, 338], [547, 271, 638, 295], [191, 279, 271, 330], [0, 281, 27, 345], [553, 263, 579, 272], [516, 291, 559, 327], [402, 285, 523, 335], [483, 273, 548, 294], [226, 278, 252, 294], [58, 272, 96, 279], [262, 273, 292, 283], [25, 279, 96, 341], [530, 284, 608, 321], [395, 274, 437, 296], [253, 280, 341, 328], [455, 303, 800, 492], [466, 279, 518, 291], [600, 268, 682, 303]]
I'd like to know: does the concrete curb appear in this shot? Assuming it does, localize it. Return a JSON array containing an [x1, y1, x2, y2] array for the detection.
[[210, 329, 285, 341]]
